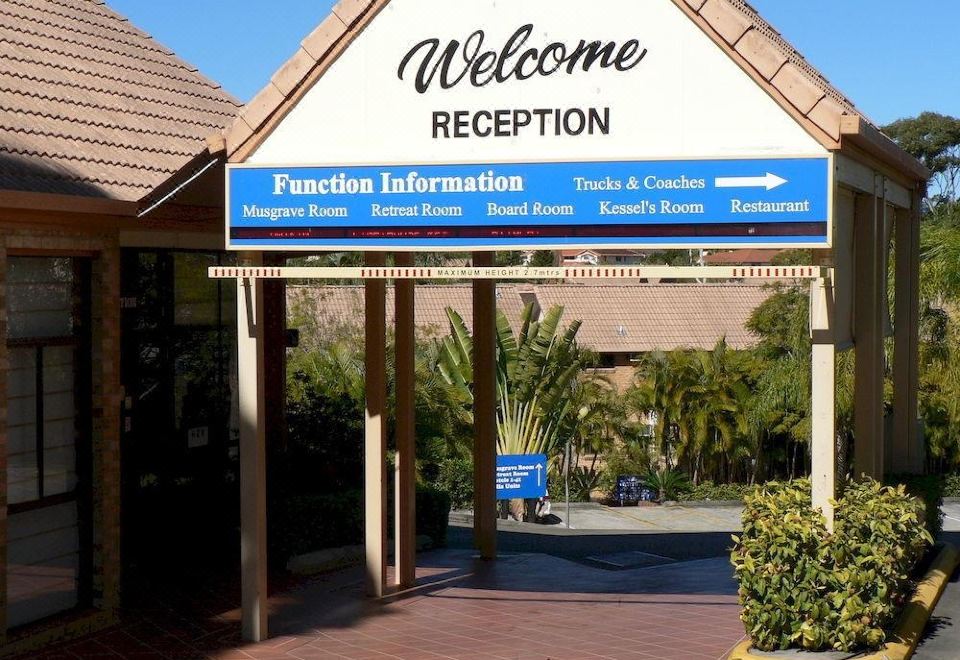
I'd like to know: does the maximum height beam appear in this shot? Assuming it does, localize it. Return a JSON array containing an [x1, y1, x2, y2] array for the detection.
[[237, 252, 268, 641], [364, 252, 388, 597], [472, 252, 497, 560]]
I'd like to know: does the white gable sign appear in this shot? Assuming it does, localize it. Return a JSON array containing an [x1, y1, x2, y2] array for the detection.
[[229, 0, 832, 251]]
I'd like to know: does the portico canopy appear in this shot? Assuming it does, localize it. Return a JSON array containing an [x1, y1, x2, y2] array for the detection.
[[211, 0, 929, 643]]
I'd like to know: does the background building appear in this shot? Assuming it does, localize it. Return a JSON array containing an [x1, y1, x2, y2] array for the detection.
[[288, 283, 771, 390]]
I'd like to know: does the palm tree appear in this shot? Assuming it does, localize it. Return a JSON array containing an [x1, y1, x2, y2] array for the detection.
[[627, 350, 694, 470], [438, 303, 587, 458], [683, 341, 754, 484], [437, 303, 591, 519]]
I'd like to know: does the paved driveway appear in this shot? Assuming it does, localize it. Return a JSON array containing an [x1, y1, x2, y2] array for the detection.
[[18, 551, 745, 660], [942, 501, 960, 532]]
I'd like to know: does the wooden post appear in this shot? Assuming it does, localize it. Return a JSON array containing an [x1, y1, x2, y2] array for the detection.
[[364, 252, 387, 597], [394, 253, 417, 588], [892, 190, 923, 473], [810, 275, 837, 530], [237, 252, 268, 642], [472, 252, 497, 560], [263, 254, 288, 453], [853, 184, 886, 480]]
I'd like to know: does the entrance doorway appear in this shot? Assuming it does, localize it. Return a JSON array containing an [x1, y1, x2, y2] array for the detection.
[[5, 256, 93, 628], [119, 250, 239, 586]]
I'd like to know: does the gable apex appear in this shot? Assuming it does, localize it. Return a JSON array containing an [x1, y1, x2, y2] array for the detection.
[[219, 0, 925, 181]]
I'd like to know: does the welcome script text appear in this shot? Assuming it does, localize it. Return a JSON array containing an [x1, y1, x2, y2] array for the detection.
[[397, 24, 648, 140]]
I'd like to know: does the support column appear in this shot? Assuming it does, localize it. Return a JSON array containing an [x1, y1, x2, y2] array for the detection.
[[853, 184, 886, 480], [263, 254, 287, 454], [811, 276, 837, 530], [364, 253, 387, 597], [237, 252, 268, 642], [892, 190, 923, 473], [472, 252, 497, 560], [394, 253, 416, 589]]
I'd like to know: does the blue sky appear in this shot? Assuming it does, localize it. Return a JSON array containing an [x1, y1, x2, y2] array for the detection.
[[109, 0, 958, 126]]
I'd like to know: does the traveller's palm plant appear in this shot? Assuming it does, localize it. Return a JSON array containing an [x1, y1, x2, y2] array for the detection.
[[437, 302, 586, 459]]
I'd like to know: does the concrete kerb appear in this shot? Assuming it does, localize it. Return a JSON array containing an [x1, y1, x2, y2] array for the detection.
[[666, 499, 744, 508], [728, 543, 960, 660]]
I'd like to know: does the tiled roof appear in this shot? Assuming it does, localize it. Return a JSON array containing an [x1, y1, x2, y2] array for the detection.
[[0, 0, 242, 202], [705, 249, 786, 265], [287, 284, 530, 342], [533, 284, 770, 352], [288, 283, 770, 353], [220, 0, 926, 181]]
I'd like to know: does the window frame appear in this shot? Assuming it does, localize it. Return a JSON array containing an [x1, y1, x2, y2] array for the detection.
[[6, 259, 93, 517]]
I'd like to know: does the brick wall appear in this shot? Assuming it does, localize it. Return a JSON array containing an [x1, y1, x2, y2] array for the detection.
[[0, 228, 122, 656], [90, 242, 122, 614], [0, 245, 7, 646]]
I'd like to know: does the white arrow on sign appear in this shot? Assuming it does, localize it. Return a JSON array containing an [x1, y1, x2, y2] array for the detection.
[[714, 173, 788, 191], [535, 463, 544, 487]]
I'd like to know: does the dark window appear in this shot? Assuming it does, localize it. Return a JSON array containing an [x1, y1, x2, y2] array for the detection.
[[5, 256, 93, 628], [6, 257, 91, 509]]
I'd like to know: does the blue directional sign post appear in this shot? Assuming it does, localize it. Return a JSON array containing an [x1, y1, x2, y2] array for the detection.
[[496, 454, 548, 500], [226, 156, 831, 251]]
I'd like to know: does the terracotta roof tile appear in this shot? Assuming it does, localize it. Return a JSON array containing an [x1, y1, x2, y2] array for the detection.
[[0, 0, 242, 202], [288, 285, 530, 343], [288, 284, 769, 354], [533, 284, 769, 353], [704, 249, 785, 265]]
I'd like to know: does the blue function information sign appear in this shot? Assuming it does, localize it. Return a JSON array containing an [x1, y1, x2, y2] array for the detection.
[[496, 454, 548, 501], [226, 156, 831, 251]]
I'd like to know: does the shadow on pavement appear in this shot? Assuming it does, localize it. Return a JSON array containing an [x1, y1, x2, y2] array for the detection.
[[913, 545, 960, 660], [448, 523, 736, 563]]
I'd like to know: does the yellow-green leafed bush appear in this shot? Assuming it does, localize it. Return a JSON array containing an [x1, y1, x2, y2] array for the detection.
[[732, 478, 932, 653]]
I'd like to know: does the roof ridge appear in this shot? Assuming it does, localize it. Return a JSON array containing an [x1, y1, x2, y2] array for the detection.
[[0, 33, 234, 101], [0, 145, 178, 176], [0, 121, 197, 158], [1, 56, 241, 115], [719, 0, 861, 118], [0, 85, 232, 131], [0, 3, 177, 62], [0, 103, 206, 142]]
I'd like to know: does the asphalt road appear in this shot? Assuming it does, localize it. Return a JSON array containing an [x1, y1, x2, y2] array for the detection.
[[914, 562, 960, 660], [448, 501, 960, 564]]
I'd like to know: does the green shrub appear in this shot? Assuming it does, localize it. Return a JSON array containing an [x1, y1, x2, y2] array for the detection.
[[436, 456, 474, 510], [732, 478, 932, 653], [643, 468, 690, 501], [886, 474, 945, 537], [271, 490, 363, 562], [270, 485, 452, 563], [677, 481, 757, 502], [416, 484, 451, 548], [943, 473, 960, 498], [549, 466, 601, 502], [598, 442, 652, 495]]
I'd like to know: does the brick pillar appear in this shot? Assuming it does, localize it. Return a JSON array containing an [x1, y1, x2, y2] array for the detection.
[[90, 244, 122, 613], [0, 244, 8, 643]]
